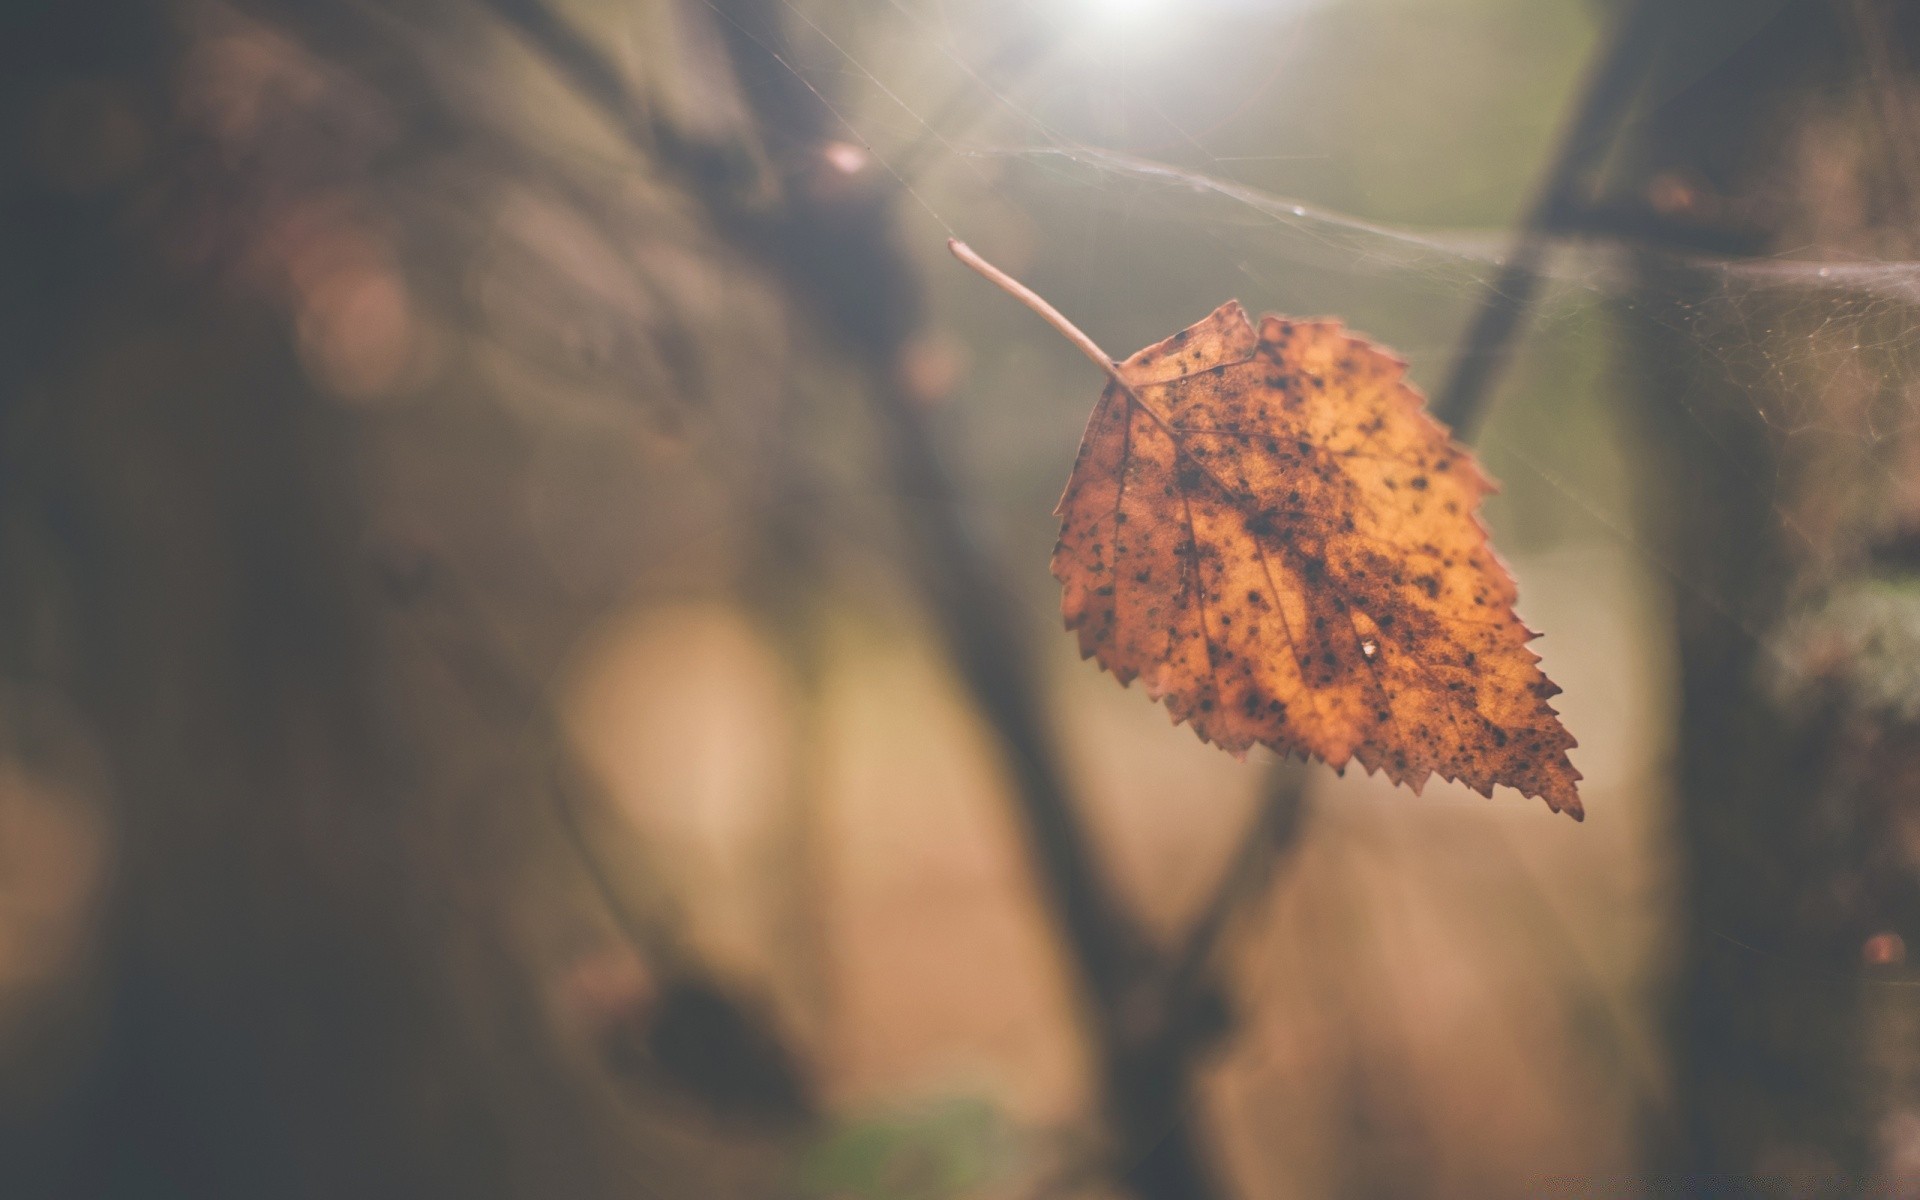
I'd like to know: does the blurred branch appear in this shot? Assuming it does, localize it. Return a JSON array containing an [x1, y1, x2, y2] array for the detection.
[[483, 0, 653, 146], [481, 0, 750, 195], [1149, 1, 1669, 1090], [388, 524, 820, 1127], [1159, 761, 1310, 1042], [1429, 0, 1663, 435], [1840, 0, 1920, 231], [484, 0, 1680, 1191], [484, 0, 1236, 1194]]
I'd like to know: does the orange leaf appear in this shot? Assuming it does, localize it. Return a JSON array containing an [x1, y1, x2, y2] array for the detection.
[[952, 242, 1582, 820]]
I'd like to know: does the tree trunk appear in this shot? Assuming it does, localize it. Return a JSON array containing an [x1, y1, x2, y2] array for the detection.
[[1618, 2, 1920, 1189]]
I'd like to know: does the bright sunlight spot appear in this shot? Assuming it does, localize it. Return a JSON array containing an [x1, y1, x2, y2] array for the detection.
[[1078, 0, 1168, 35]]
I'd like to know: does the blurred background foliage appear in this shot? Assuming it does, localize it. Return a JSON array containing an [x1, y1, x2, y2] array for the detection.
[[5, 0, 1919, 1197]]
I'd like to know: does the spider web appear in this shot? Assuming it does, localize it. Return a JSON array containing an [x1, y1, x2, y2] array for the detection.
[[421, 0, 1920, 1181], [703, 0, 1920, 665], [691, 0, 1920, 1163]]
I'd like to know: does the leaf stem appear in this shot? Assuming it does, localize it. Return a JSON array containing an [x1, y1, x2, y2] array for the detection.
[[948, 239, 1131, 392], [948, 238, 1235, 495]]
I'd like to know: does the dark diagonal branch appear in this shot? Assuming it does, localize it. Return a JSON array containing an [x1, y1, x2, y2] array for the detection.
[[1160, 761, 1310, 1036], [482, 1, 1222, 1195], [477, 0, 1677, 1192], [1151, 0, 1668, 1070], [1430, 0, 1664, 435]]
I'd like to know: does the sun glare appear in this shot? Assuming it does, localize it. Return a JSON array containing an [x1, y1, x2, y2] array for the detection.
[[1082, 0, 1167, 34]]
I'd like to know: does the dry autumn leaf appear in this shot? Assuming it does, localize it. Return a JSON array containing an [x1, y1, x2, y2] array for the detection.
[[951, 240, 1582, 819]]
